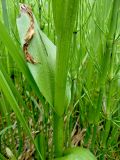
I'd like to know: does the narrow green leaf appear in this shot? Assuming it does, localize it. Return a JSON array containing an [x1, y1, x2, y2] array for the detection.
[[53, 0, 79, 115], [0, 152, 7, 160], [0, 63, 31, 117], [1, 0, 10, 31], [52, 0, 79, 157], [0, 69, 43, 160], [0, 125, 13, 136]]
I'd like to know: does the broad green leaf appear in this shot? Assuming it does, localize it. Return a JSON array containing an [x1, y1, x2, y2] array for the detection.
[[17, 11, 56, 106], [55, 147, 96, 160], [0, 20, 45, 105]]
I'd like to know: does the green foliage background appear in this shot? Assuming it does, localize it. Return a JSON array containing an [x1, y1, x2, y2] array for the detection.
[[0, 0, 120, 159]]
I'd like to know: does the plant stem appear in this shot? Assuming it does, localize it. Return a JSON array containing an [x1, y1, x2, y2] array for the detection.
[[52, 0, 79, 158], [90, 125, 97, 151], [53, 113, 64, 157], [101, 0, 120, 148], [95, 0, 120, 123]]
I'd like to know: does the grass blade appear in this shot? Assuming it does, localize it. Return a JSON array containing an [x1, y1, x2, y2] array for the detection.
[[0, 69, 43, 160]]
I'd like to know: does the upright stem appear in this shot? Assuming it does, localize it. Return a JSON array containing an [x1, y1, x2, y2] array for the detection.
[[91, 1, 120, 154], [95, 0, 120, 123], [53, 113, 64, 157], [101, 0, 120, 148], [52, 0, 79, 158]]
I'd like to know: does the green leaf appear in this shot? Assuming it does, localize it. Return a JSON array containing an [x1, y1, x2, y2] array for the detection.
[[16, 12, 56, 106], [52, 0, 79, 115], [0, 152, 7, 160], [0, 20, 45, 105], [0, 125, 13, 136], [0, 69, 43, 160], [6, 147, 17, 160], [54, 147, 96, 160]]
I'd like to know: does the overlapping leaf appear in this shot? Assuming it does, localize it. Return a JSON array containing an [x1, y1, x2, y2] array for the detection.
[[17, 12, 56, 106]]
